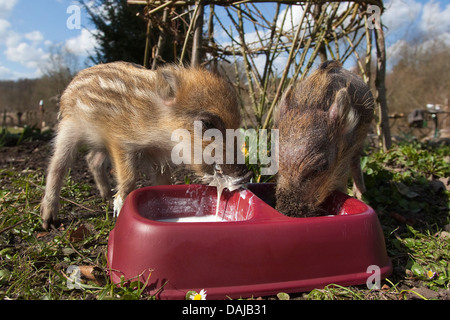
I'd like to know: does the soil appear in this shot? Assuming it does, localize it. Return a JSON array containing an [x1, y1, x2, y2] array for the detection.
[[0, 139, 199, 194], [0, 139, 198, 242]]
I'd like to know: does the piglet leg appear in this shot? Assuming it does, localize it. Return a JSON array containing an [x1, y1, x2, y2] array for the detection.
[[41, 120, 81, 229], [108, 144, 138, 217], [86, 149, 112, 200]]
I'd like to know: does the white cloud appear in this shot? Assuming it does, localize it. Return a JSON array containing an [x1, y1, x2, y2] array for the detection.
[[383, 0, 450, 67], [65, 28, 98, 56], [0, 18, 11, 41], [25, 31, 44, 43], [0, 25, 99, 80], [386, 39, 408, 61], [383, 0, 422, 31], [0, 1, 49, 78], [5, 42, 50, 70], [383, 0, 450, 41], [419, 0, 450, 35], [1, 25, 49, 77], [0, 0, 18, 18], [4, 30, 21, 48], [0, 1, 98, 80], [0, 64, 14, 79], [276, 5, 305, 32], [0, 63, 36, 80]]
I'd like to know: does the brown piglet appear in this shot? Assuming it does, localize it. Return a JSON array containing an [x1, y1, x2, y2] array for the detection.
[[275, 60, 375, 217], [40, 62, 247, 229]]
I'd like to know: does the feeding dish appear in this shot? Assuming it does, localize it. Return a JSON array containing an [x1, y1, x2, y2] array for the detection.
[[107, 183, 392, 299]]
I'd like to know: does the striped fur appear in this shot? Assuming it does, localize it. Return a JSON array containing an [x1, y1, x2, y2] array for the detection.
[[40, 62, 243, 229]]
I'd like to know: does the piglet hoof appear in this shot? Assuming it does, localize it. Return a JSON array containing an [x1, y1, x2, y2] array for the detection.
[[42, 219, 50, 231], [42, 217, 60, 231]]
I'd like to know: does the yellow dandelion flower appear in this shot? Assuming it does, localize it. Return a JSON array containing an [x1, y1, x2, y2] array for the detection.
[[241, 142, 249, 157]]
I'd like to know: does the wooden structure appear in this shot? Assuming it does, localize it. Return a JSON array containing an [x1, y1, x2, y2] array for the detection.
[[128, 0, 391, 150]]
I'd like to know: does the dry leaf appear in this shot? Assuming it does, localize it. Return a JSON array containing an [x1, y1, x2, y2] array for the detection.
[[405, 269, 414, 278], [36, 232, 49, 239], [68, 224, 89, 242], [381, 284, 390, 291], [78, 266, 106, 286], [276, 292, 290, 300]]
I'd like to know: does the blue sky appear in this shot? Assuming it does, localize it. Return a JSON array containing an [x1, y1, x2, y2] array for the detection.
[[0, 0, 96, 79], [0, 0, 449, 80]]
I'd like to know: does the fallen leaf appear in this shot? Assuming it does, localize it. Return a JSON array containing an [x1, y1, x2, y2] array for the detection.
[[277, 292, 290, 300], [36, 232, 49, 239], [68, 224, 89, 242], [405, 269, 414, 279], [78, 266, 106, 286]]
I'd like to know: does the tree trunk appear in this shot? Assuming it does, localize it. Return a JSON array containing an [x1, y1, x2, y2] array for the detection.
[[207, 4, 218, 73], [152, 8, 169, 70], [191, 3, 204, 67], [374, 22, 392, 151], [313, 4, 327, 63], [143, 18, 152, 68]]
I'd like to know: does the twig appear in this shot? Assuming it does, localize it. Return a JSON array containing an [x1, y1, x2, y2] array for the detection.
[[179, 2, 202, 65], [262, 1, 311, 130], [27, 179, 100, 213], [146, 0, 176, 15], [0, 217, 33, 235]]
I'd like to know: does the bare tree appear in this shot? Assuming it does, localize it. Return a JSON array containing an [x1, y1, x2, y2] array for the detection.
[[40, 45, 80, 94]]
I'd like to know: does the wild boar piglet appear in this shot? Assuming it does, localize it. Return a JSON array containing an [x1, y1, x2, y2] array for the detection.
[[275, 60, 374, 217], [40, 62, 247, 229]]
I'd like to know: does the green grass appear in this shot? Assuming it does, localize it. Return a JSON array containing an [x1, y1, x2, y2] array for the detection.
[[0, 126, 53, 147], [0, 139, 449, 300], [0, 168, 154, 299], [359, 141, 450, 298]]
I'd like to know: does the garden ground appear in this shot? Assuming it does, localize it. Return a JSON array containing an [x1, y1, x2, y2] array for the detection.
[[0, 132, 449, 300]]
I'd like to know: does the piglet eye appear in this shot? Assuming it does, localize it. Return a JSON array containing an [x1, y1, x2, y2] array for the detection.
[[202, 120, 215, 130], [194, 111, 224, 131]]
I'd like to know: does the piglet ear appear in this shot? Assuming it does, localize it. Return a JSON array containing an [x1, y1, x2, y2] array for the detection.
[[277, 85, 294, 116], [329, 88, 358, 134], [157, 66, 181, 107]]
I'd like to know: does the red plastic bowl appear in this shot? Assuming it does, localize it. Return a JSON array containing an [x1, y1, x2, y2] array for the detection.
[[107, 183, 392, 299]]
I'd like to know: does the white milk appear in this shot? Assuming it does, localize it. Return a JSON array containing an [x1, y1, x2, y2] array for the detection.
[[158, 215, 226, 223], [205, 168, 246, 219], [157, 166, 247, 223]]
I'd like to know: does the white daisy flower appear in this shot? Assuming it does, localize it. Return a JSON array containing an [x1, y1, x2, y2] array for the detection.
[[190, 289, 207, 300]]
